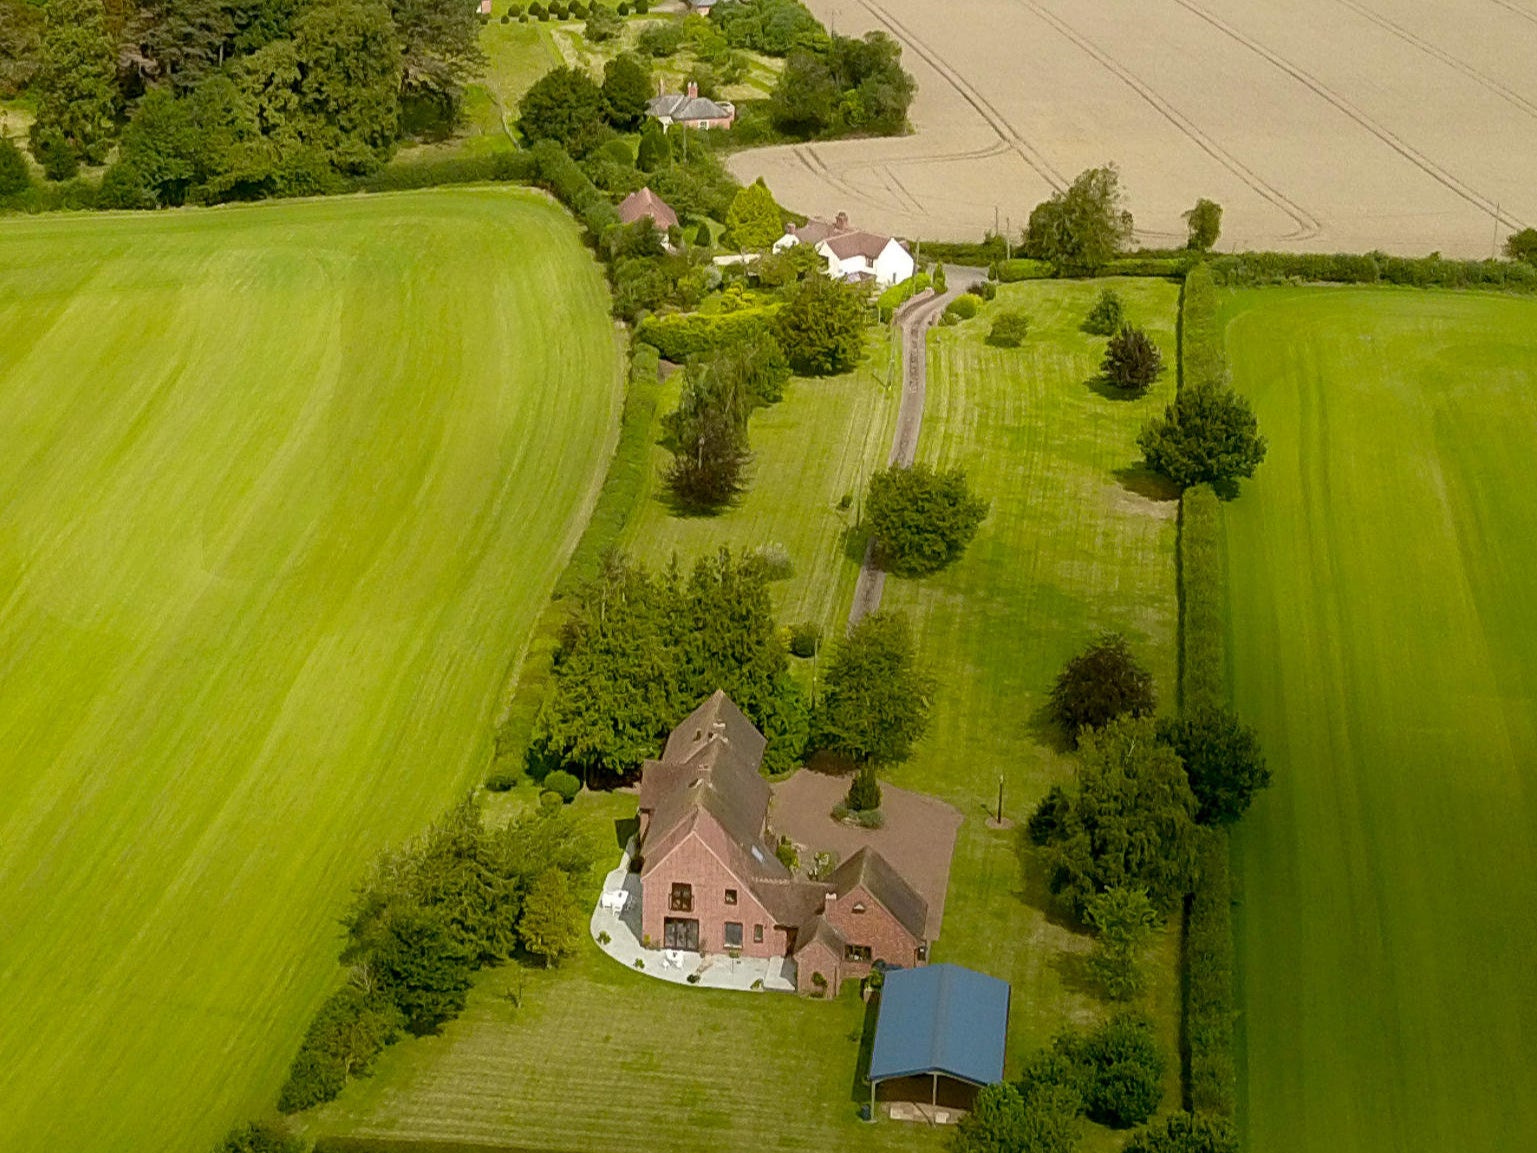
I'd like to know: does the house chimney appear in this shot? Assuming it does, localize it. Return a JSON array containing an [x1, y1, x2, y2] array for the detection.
[[834, 211, 849, 231], [658, 77, 665, 97], [687, 80, 698, 99]]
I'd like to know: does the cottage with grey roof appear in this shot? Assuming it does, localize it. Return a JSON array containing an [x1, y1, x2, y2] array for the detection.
[[647, 81, 736, 130]]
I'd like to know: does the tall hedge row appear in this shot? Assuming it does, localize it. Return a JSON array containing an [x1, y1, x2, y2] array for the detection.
[[1208, 250, 1536, 292], [528, 140, 620, 238], [1176, 263, 1237, 1120], [1184, 827, 1237, 1117], [348, 151, 536, 193], [633, 307, 777, 360]]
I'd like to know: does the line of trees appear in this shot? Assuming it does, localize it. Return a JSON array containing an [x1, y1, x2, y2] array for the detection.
[[274, 796, 598, 1114]]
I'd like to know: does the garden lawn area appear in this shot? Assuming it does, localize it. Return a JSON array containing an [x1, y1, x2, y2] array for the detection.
[[1219, 287, 1537, 1153], [0, 188, 623, 1153], [306, 790, 943, 1153], [879, 278, 1185, 1144], [621, 331, 899, 633]]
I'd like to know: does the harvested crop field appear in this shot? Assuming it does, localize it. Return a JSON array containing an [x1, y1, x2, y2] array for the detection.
[[732, 0, 1537, 255], [0, 188, 623, 1153], [1221, 287, 1537, 1152]]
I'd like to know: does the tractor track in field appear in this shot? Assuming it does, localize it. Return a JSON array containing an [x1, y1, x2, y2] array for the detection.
[[1167, 0, 1531, 233], [1017, 0, 1324, 242]]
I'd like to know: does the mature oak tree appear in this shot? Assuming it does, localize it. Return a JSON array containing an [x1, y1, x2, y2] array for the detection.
[[1025, 165, 1134, 276]]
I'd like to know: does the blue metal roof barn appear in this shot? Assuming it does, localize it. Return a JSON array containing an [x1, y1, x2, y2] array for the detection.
[[866, 963, 1010, 1117]]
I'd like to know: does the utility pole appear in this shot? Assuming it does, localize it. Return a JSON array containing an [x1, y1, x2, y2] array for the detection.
[[1492, 201, 1501, 259], [996, 775, 1004, 824]]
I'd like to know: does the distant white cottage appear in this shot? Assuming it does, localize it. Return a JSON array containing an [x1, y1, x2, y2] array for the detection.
[[773, 212, 915, 288]]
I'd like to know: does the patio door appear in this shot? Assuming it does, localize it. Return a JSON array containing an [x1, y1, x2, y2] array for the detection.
[[663, 917, 699, 950]]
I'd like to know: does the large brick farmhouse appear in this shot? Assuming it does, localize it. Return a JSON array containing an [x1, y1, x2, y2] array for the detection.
[[636, 691, 929, 993]]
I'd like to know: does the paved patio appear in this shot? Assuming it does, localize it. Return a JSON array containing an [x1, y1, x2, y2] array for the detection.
[[769, 770, 962, 940], [588, 839, 798, 993]]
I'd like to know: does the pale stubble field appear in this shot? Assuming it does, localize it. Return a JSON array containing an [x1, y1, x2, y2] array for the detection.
[[733, 0, 1537, 255]]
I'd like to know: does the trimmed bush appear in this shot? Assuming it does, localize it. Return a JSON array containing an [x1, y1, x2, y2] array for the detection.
[[1049, 632, 1156, 743], [987, 310, 1029, 348], [543, 769, 581, 802], [876, 271, 930, 322], [943, 294, 978, 322], [867, 462, 989, 576], [1102, 324, 1165, 394], [635, 307, 777, 360], [350, 150, 535, 193], [846, 765, 881, 812], [484, 771, 517, 792], [539, 789, 564, 811], [0, 137, 30, 197]]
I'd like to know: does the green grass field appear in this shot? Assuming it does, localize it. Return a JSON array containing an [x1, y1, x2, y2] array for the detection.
[[620, 333, 898, 632], [0, 188, 623, 1153], [880, 280, 1185, 1135], [1220, 287, 1537, 1153]]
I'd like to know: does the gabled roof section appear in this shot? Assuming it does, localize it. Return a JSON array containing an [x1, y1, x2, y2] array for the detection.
[[820, 230, 900, 263], [868, 964, 1010, 1086], [792, 913, 846, 956], [828, 846, 929, 942], [639, 691, 780, 882], [617, 187, 679, 231], [647, 93, 733, 121]]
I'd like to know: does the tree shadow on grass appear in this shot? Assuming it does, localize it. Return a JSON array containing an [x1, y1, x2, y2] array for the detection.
[[847, 988, 881, 1107], [841, 522, 874, 566], [1086, 374, 1147, 402], [1050, 943, 1104, 1001], [1016, 828, 1081, 933], [1112, 464, 1181, 503], [1027, 698, 1073, 756]]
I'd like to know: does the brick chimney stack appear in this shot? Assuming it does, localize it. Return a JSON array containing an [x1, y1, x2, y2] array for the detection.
[[687, 80, 699, 99]]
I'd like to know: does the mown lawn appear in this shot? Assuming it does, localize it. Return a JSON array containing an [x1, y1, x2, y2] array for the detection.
[[879, 279, 1186, 1143], [620, 331, 899, 633], [306, 790, 942, 1153], [1219, 287, 1537, 1153], [0, 189, 624, 1153]]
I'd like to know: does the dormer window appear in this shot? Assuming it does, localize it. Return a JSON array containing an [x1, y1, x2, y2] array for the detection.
[[852, 903, 867, 915]]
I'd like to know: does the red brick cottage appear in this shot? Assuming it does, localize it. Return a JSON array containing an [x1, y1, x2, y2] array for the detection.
[[636, 691, 929, 993]]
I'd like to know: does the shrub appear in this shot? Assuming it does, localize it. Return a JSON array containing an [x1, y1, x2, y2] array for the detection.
[[543, 769, 581, 802], [867, 462, 989, 576], [1122, 1111, 1239, 1153], [1102, 325, 1164, 395], [776, 835, 800, 871], [638, 19, 686, 56], [597, 929, 611, 944], [508, 2, 524, 13], [1049, 633, 1155, 743], [633, 957, 645, 969], [1185, 829, 1237, 1117], [539, 789, 564, 811], [0, 137, 29, 197], [570, 0, 588, 14], [585, 3, 621, 40], [813, 610, 931, 766], [32, 128, 79, 182], [212, 1121, 305, 1153], [808, 849, 839, 880], [693, 221, 712, 247], [1084, 886, 1160, 1001], [932, 262, 947, 293], [851, 808, 884, 829], [1058, 1013, 1165, 1128], [943, 294, 978, 322], [789, 621, 821, 658], [1026, 784, 1069, 846], [277, 987, 403, 1113], [1083, 287, 1125, 335], [846, 765, 882, 812], [811, 971, 827, 991], [748, 542, 794, 579], [485, 772, 517, 792], [616, 0, 629, 11], [967, 279, 997, 300], [987, 310, 1029, 347]]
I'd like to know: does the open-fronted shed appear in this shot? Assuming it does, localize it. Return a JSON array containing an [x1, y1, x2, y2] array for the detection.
[[867, 963, 1010, 1116]]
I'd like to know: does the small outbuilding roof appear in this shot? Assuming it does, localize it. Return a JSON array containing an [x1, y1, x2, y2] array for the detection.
[[617, 187, 679, 231], [868, 963, 1010, 1087]]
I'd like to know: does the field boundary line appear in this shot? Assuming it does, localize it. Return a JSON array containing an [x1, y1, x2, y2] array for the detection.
[[1166, 0, 1530, 233], [1334, 0, 1537, 122], [1016, 0, 1322, 243]]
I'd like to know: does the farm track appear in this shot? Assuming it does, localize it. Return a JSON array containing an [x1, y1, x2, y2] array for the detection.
[[1167, 0, 1531, 232], [1016, 0, 1323, 242]]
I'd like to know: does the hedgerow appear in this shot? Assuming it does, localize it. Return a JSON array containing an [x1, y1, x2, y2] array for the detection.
[[634, 307, 778, 360], [1184, 828, 1237, 1117], [876, 272, 930, 322], [991, 257, 1053, 283], [348, 151, 536, 193], [1208, 250, 1537, 292], [1180, 264, 1227, 393]]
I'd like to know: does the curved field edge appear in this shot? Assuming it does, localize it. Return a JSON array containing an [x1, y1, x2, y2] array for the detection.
[[0, 188, 624, 1153], [1220, 287, 1537, 1153]]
